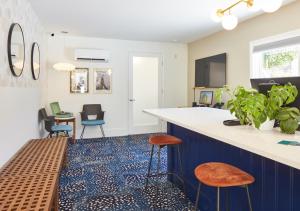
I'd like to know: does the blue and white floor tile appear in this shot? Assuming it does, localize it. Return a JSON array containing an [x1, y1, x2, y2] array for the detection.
[[59, 134, 193, 210]]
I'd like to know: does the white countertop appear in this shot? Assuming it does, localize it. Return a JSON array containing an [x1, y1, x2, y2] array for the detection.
[[144, 107, 300, 170]]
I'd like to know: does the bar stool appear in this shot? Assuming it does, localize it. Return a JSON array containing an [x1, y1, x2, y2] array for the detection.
[[145, 135, 185, 191], [194, 162, 255, 211]]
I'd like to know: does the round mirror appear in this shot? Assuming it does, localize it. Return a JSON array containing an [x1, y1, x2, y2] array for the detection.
[[7, 23, 25, 77], [31, 42, 40, 80]]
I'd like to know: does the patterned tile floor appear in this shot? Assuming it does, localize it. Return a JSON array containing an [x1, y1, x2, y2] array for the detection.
[[59, 134, 194, 211]]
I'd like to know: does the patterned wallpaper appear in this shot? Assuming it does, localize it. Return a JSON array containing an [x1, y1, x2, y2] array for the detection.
[[0, 0, 46, 88]]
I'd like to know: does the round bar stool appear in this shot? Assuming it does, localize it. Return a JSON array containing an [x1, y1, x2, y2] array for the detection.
[[194, 162, 255, 211], [145, 135, 185, 191]]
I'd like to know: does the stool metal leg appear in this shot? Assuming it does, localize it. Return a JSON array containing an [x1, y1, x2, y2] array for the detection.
[[145, 145, 154, 188], [245, 185, 253, 211], [156, 146, 161, 178], [195, 183, 201, 211], [177, 145, 186, 194], [217, 187, 220, 211], [155, 146, 162, 200]]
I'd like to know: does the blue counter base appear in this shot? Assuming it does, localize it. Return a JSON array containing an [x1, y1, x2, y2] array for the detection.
[[167, 123, 300, 211]]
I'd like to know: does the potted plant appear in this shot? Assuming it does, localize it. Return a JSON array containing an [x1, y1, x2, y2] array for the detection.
[[216, 83, 300, 134], [277, 107, 300, 134]]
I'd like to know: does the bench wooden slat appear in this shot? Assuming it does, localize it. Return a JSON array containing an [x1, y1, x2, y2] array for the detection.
[[0, 173, 58, 211], [0, 137, 68, 177], [0, 137, 68, 211]]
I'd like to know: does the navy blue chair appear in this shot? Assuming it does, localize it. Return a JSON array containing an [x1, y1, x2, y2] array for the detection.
[[39, 108, 72, 138], [80, 104, 105, 139]]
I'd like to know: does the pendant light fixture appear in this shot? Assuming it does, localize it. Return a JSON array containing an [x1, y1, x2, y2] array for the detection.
[[53, 32, 75, 71], [212, 0, 283, 31]]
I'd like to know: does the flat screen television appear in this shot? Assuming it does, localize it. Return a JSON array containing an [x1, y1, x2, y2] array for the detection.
[[195, 53, 226, 88]]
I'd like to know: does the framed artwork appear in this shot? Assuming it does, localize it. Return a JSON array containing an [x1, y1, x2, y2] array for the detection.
[[93, 68, 112, 94], [199, 91, 214, 105], [70, 68, 89, 94]]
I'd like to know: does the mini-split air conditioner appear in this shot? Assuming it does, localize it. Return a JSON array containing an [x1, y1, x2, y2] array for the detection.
[[74, 49, 110, 63]]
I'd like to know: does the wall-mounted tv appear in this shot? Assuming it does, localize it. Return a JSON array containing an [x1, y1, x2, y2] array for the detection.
[[195, 53, 227, 88]]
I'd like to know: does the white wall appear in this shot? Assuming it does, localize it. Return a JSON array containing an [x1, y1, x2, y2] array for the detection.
[[188, 1, 300, 105], [0, 0, 46, 166], [47, 35, 187, 138]]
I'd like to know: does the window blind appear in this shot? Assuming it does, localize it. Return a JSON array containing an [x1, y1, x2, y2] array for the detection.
[[253, 36, 300, 53]]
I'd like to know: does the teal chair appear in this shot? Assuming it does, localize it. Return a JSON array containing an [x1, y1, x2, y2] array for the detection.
[[39, 108, 72, 138], [80, 104, 105, 139]]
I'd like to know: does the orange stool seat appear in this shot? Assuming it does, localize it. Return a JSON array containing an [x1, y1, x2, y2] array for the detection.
[[194, 162, 255, 211], [149, 135, 182, 146], [194, 162, 255, 187]]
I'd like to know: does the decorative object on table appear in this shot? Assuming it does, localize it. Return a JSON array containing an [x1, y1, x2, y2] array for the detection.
[[199, 91, 213, 106], [7, 23, 25, 77], [70, 68, 89, 94], [212, 0, 283, 30], [31, 42, 40, 80], [39, 108, 72, 138], [278, 140, 300, 146], [50, 102, 73, 118], [80, 104, 105, 139], [213, 102, 224, 109], [192, 87, 205, 107], [216, 83, 300, 134], [93, 68, 112, 94]]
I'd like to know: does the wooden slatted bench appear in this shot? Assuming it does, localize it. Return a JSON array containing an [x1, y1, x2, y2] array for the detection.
[[0, 137, 68, 177], [0, 137, 68, 211], [0, 173, 59, 211]]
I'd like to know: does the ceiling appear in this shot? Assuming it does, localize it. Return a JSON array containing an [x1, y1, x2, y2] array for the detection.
[[29, 0, 295, 43]]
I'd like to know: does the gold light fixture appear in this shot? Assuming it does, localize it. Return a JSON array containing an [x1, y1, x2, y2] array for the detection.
[[212, 0, 283, 30]]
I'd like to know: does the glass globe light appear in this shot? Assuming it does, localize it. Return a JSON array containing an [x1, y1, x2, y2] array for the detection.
[[222, 14, 238, 30], [261, 0, 282, 13], [248, 0, 262, 12]]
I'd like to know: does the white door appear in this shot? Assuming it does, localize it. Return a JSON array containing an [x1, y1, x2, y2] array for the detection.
[[129, 53, 163, 134]]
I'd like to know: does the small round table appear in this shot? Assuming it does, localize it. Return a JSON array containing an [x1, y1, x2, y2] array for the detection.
[[55, 116, 76, 143]]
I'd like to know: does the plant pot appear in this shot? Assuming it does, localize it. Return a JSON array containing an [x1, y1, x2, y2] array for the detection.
[[259, 119, 275, 131]]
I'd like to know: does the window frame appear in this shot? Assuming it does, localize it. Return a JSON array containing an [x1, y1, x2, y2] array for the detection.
[[250, 29, 300, 79]]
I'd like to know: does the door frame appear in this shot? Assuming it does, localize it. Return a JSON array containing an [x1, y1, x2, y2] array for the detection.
[[128, 52, 164, 135]]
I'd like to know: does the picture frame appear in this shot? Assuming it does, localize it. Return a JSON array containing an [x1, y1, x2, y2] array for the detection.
[[70, 68, 89, 94], [93, 68, 112, 94], [199, 91, 214, 105]]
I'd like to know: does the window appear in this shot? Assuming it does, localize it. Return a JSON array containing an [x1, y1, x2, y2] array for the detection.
[[251, 34, 300, 78]]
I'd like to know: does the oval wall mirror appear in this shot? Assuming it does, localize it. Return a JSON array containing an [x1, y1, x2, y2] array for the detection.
[[7, 23, 25, 77], [31, 42, 40, 80]]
